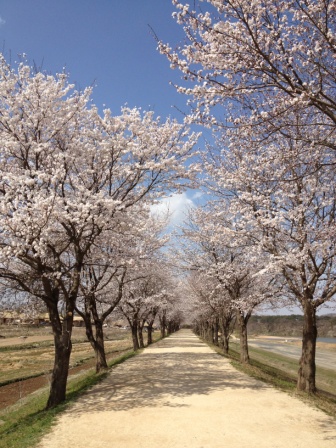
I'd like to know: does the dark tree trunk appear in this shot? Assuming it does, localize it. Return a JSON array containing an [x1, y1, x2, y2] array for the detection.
[[94, 320, 108, 372], [147, 325, 153, 345], [202, 321, 209, 341], [147, 321, 154, 345], [203, 322, 207, 340], [210, 323, 215, 344], [297, 301, 317, 393], [160, 315, 166, 338], [220, 312, 236, 355], [219, 318, 230, 355], [76, 296, 108, 373], [206, 322, 213, 343], [131, 321, 140, 351], [237, 310, 250, 364], [138, 321, 145, 348], [213, 318, 219, 346], [46, 299, 74, 409], [168, 320, 176, 335]]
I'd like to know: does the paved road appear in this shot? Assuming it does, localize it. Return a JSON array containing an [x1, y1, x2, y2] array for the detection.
[[247, 338, 336, 371], [38, 330, 336, 448]]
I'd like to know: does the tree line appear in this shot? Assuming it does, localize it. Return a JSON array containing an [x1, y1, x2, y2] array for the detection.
[[0, 0, 335, 409], [160, 0, 336, 394], [0, 56, 194, 408]]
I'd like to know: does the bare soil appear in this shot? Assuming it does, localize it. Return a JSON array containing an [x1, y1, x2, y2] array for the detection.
[[0, 326, 132, 410], [37, 330, 336, 448]]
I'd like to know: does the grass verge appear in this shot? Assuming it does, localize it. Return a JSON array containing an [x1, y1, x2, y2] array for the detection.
[[0, 350, 136, 448]]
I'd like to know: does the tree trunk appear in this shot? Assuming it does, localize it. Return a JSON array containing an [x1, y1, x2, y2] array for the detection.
[[213, 318, 219, 346], [297, 301, 317, 393], [46, 300, 74, 409], [147, 323, 153, 345], [76, 297, 108, 373], [206, 322, 213, 343], [219, 318, 229, 355], [138, 321, 145, 348], [201, 321, 206, 339], [94, 320, 108, 372], [210, 323, 215, 344], [147, 320, 154, 345], [160, 315, 166, 338], [237, 311, 250, 364], [131, 321, 140, 351]]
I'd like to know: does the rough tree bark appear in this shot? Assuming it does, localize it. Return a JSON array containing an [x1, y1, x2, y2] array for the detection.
[[130, 320, 140, 351], [75, 296, 108, 373], [213, 318, 219, 346], [297, 300, 317, 393], [159, 314, 167, 338], [46, 296, 75, 409], [237, 310, 251, 364], [138, 320, 145, 349], [147, 317, 155, 345], [147, 324, 153, 345], [219, 313, 235, 355]]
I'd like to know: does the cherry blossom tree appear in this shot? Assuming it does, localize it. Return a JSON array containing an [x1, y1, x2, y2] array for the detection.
[[161, 0, 336, 392], [75, 206, 168, 371], [117, 256, 180, 350], [186, 273, 226, 347], [75, 262, 127, 372], [0, 55, 199, 408], [177, 204, 275, 363], [201, 129, 336, 389], [159, 0, 336, 156]]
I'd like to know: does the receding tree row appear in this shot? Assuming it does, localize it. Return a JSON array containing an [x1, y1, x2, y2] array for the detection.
[[0, 55, 193, 408], [1, 0, 336, 409], [159, 0, 336, 394]]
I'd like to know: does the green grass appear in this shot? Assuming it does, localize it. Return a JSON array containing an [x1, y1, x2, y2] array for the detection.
[[0, 350, 136, 448]]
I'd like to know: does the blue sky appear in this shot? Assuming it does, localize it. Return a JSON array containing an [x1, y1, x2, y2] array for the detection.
[[0, 0, 188, 118], [0, 1, 204, 221]]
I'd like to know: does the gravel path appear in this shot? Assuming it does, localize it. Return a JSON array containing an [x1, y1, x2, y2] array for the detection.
[[37, 330, 336, 448]]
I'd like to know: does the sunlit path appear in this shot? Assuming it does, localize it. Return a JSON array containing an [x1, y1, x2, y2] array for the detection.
[[38, 330, 336, 448]]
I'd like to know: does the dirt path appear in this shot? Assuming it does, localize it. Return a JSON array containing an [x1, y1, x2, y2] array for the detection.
[[37, 330, 336, 448]]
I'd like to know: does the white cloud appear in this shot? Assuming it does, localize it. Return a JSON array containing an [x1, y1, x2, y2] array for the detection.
[[151, 192, 195, 227], [0, 17, 5, 27], [192, 191, 203, 200]]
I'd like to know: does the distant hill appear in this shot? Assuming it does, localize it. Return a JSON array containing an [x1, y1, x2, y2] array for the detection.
[[248, 315, 336, 338]]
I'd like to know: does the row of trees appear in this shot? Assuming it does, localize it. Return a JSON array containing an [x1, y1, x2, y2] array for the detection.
[[176, 205, 277, 364], [0, 0, 335, 410], [0, 56, 195, 408], [161, 0, 336, 393]]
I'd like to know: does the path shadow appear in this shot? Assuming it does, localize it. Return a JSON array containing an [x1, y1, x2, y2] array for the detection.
[[68, 333, 269, 417]]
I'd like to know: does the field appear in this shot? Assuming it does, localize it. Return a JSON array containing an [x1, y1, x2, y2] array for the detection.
[[0, 324, 134, 410]]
